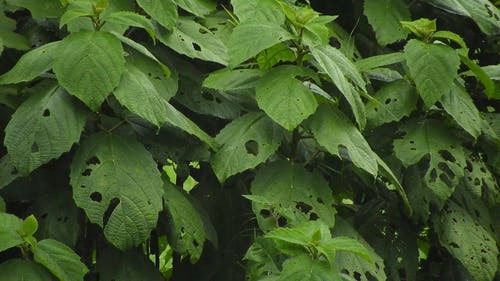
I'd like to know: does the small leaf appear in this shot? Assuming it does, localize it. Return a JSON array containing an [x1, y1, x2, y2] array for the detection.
[[21, 215, 38, 237], [364, 0, 411, 45], [401, 18, 436, 38], [5, 0, 63, 18], [173, 0, 216, 17], [59, 9, 92, 29], [0, 259, 56, 281], [136, 0, 178, 29], [355, 52, 405, 72], [279, 255, 341, 281], [231, 0, 285, 24], [256, 43, 296, 70], [0, 213, 24, 252], [432, 30, 468, 49], [203, 68, 264, 92], [33, 239, 89, 281]]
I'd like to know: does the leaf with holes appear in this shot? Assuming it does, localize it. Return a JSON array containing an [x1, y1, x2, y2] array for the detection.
[[256, 65, 318, 130], [366, 80, 418, 127], [463, 155, 500, 206], [231, 0, 285, 24], [32, 239, 88, 281], [307, 105, 378, 176], [163, 182, 216, 262], [4, 82, 87, 175], [136, 0, 178, 29], [404, 39, 460, 107], [157, 17, 228, 65], [69, 133, 164, 250], [211, 112, 284, 182], [364, 0, 411, 45], [249, 160, 336, 231], [433, 201, 499, 281], [0, 41, 60, 85], [0, 259, 56, 281], [393, 119, 466, 205], [53, 31, 126, 111]]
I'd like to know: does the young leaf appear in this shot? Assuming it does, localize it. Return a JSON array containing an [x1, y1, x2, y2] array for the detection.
[[173, 0, 216, 17], [265, 227, 310, 247], [355, 52, 406, 72], [401, 18, 436, 38], [59, 9, 92, 29], [136, 0, 178, 29], [256, 65, 318, 130], [20, 215, 38, 237], [0, 213, 23, 252], [203, 68, 264, 92], [306, 105, 378, 176], [228, 22, 294, 68], [278, 254, 341, 281], [320, 237, 373, 264], [32, 239, 88, 281], [4, 83, 87, 175], [53, 31, 126, 111], [364, 0, 411, 46], [0, 41, 60, 85], [256, 43, 296, 70], [0, 259, 56, 281], [211, 112, 283, 182], [231, 0, 285, 24], [70, 133, 164, 250], [404, 39, 460, 107], [102, 11, 155, 40]]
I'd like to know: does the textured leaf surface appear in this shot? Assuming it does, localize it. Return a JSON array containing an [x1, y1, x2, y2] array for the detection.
[[250, 160, 336, 231], [0, 41, 59, 84], [211, 113, 283, 182], [33, 239, 88, 281], [173, 0, 216, 17], [394, 119, 466, 205], [279, 255, 341, 281], [366, 80, 418, 127], [256, 65, 318, 130], [364, 0, 411, 45], [404, 39, 460, 107], [228, 23, 294, 67], [203, 68, 264, 92], [5, 0, 63, 18], [307, 105, 378, 176], [136, 0, 178, 29], [113, 63, 168, 127], [434, 201, 499, 281], [4, 83, 87, 175], [0, 259, 56, 281], [0, 155, 20, 189], [309, 44, 367, 129], [53, 31, 125, 110], [103, 11, 154, 38], [70, 133, 164, 250], [0, 213, 23, 252], [231, 0, 285, 24]]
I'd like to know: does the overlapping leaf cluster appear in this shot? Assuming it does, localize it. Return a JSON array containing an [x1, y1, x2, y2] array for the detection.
[[0, 0, 498, 280]]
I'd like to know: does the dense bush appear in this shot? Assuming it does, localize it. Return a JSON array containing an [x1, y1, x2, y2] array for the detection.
[[0, 0, 499, 280]]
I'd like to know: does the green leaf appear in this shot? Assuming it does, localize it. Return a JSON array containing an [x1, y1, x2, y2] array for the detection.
[[308, 44, 367, 129], [163, 183, 216, 262], [307, 105, 378, 176], [432, 30, 468, 49], [393, 119, 467, 205], [228, 22, 294, 68], [249, 160, 336, 231], [0, 30, 30, 50], [4, 82, 87, 175], [364, 0, 411, 45], [231, 0, 285, 24], [53, 31, 126, 111], [244, 238, 281, 278], [404, 39, 460, 107], [355, 52, 406, 72], [33, 239, 88, 281], [401, 18, 436, 38], [203, 68, 264, 92], [278, 255, 341, 281], [434, 201, 499, 281], [0, 155, 21, 189], [366, 80, 418, 127], [458, 54, 498, 99], [0, 197, 5, 213], [20, 215, 38, 237], [173, 0, 216, 17], [426, 0, 500, 35], [59, 9, 92, 29], [256, 43, 296, 70], [211, 112, 283, 182], [321, 236, 373, 263], [103, 11, 155, 40], [157, 17, 228, 66], [265, 225, 314, 247], [136, 0, 178, 29], [6, 0, 63, 18], [70, 133, 164, 250], [0, 259, 56, 281], [0, 41, 60, 85], [441, 81, 483, 138], [113, 63, 168, 127], [256, 65, 318, 130], [0, 213, 23, 252]]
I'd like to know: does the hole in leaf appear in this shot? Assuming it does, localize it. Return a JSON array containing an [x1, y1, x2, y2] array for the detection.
[[202, 92, 214, 101], [41, 213, 48, 219], [245, 140, 259, 156], [429, 168, 437, 182], [449, 242, 459, 248], [353, 271, 361, 281], [11, 168, 18, 175], [42, 109, 50, 117], [192, 42, 201, 51], [90, 192, 102, 202], [215, 97, 222, 104], [439, 150, 456, 162], [317, 197, 324, 204], [260, 209, 271, 218], [309, 212, 319, 220], [103, 198, 120, 226], [86, 156, 100, 165], [385, 98, 391, 104], [31, 143, 39, 153], [198, 28, 208, 34], [193, 239, 199, 247], [295, 201, 312, 214], [82, 169, 92, 176], [277, 216, 287, 227]]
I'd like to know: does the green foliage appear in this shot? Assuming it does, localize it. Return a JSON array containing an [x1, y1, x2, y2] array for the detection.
[[0, 0, 498, 280]]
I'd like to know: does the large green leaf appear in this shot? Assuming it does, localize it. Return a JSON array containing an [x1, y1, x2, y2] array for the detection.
[[0, 213, 23, 252], [163, 183, 216, 262], [307, 105, 378, 176], [228, 22, 294, 68], [308, 44, 367, 129], [256, 65, 318, 130], [157, 17, 228, 65], [211, 112, 284, 182], [364, 0, 411, 46], [33, 239, 88, 281], [53, 31, 126, 111], [278, 255, 341, 281], [426, 0, 500, 35], [173, 0, 216, 17], [231, 0, 285, 24], [0, 41, 60, 85], [366, 80, 418, 127], [404, 39, 460, 107], [4, 82, 87, 175], [434, 201, 499, 281], [249, 160, 336, 231], [0, 259, 56, 281], [136, 0, 178, 29], [70, 133, 164, 250], [113, 63, 168, 127], [5, 0, 63, 18], [393, 119, 466, 205], [203, 68, 264, 92]]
